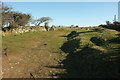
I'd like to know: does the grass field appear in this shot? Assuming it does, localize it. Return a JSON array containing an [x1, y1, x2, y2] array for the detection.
[[2, 27, 120, 78]]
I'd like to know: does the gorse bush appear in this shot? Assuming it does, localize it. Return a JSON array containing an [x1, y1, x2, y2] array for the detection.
[[99, 23, 120, 31]]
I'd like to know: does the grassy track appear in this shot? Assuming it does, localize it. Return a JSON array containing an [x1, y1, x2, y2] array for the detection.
[[2, 27, 120, 78]]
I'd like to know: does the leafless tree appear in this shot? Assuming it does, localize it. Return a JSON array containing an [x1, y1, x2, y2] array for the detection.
[[33, 17, 52, 31]]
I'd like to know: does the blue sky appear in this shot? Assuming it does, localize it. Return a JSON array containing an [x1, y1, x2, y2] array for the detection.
[[5, 2, 118, 27]]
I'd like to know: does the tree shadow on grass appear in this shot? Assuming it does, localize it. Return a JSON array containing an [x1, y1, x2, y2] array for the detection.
[[60, 38, 80, 54], [67, 31, 80, 40], [47, 45, 120, 78], [108, 37, 120, 44], [59, 31, 80, 40], [48, 31, 120, 78], [59, 30, 99, 39], [90, 36, 109, 48], [107, 34, 120, 44]]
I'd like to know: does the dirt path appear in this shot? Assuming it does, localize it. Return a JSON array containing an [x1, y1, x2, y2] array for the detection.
[[2, 30, 71, 78], [2, 43, 65, 78]]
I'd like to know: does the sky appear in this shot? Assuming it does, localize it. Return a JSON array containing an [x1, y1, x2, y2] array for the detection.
[[2, 0, 120, 2], [4, 2, 118, 27]]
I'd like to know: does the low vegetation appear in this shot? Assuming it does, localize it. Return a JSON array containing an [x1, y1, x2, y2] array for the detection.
[[2, 27, 120, 78], [1, 2, 120, 79]]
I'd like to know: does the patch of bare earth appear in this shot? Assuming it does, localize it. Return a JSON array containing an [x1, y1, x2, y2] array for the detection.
[[2, 45, 65, 78]]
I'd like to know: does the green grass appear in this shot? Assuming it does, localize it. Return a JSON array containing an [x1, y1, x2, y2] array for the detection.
[[2, 27, 120, 78]]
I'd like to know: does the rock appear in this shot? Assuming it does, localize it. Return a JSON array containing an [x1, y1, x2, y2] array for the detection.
[[52, 73, 55, 75], [34, 75, 37, 77], [15, 62, 19, 65], [53, 76, 59, 78], [18, 70, 21, 73], [17, 62, 20, 64], [11, 66, 13, 69], [60, 63, 63, 66], [49, 70, 52, 73]]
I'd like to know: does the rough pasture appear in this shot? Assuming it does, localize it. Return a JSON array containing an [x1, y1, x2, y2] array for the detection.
[[2, 27, 120, 78]]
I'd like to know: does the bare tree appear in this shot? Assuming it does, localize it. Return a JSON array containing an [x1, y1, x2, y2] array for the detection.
[[33, 17, 52, 31]]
